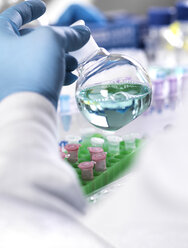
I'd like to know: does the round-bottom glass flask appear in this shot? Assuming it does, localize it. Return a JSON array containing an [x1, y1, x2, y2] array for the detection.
[[71, 22, 152, 131]]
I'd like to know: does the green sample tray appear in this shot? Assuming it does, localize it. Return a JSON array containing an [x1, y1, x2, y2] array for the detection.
[[67, 135, 141, 195]]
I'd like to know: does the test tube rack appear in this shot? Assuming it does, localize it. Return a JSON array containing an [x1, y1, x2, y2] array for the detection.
[[63, 134, 141, 195]]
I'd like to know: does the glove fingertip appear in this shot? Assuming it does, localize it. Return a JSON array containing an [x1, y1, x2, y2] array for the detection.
[[64, 73, 78, 86], [66, 54, 78, 71], [25, 0, 46, 18], [72, 25, 91, 43]]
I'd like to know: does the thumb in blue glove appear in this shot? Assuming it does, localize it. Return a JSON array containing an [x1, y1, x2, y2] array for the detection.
[[0, 0, 90, 107]]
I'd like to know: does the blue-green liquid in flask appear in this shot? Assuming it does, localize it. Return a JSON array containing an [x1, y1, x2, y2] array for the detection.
[[76, 81, 152, 131]]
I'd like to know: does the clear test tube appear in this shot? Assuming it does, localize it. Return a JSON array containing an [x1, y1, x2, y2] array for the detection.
[[123, 134, 136, 151], [59, 95, 72, 132], [131, 133, 142, 141], [78, 161, 95, 181], [169, 77, 178, 96], [65, 135, 81, 144], [90, 137, 104, 148], [153, 79, 166, 113], [106, 135, 123, 155], [65, 144, 81, 163], [59, 95, 71, 113], [168, 77, 179, 109], [180, 74, 188, 99]]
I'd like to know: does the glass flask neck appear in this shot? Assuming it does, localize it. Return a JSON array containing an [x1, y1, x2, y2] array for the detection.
[[69, 20, 110, 74], [76, 47, 110, 76]]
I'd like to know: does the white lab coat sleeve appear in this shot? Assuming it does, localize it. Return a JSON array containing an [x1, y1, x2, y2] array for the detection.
[[83, 105, 188, 248], [0, 92, 86, 212], [0, 92, 113, 248]]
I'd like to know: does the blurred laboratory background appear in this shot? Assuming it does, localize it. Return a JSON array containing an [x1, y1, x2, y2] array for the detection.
[[96, 0, 176, 14], [1, 0, 188, 140], [1, 0, 187, 139], [0, 0, 177, 19], [1, 1, 188, 247]]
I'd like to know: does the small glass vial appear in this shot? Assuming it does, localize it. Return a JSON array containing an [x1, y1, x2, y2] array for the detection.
[[106, 135, 123, 155], [153, 79, 166, 113], [90, 137, 104, 147], [92, 152, 107, 172], [123, 134, 136, 151], [65, 144, 81, 163], [65, 135, 81, 144], [78, 161, 95, 180], [168, 77, 179, 109]]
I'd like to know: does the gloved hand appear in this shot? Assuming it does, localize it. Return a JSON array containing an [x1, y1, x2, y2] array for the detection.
[[56, 3, 107, 27], [0, 0, 90, 107]]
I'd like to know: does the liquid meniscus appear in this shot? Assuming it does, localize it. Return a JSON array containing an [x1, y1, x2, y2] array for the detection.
[[76, 82, 152, 131]]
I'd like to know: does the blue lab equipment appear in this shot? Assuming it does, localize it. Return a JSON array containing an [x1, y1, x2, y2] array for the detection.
[[60, 114, 72, 132], [56, 4, 147, 49], [148, 7, 176, 26], [56, 4, 107, 27], [176, 1, 188, 21], [88, 14, 147, 49], [175, 1, 188, 67], [60, 95, 71, 113], [59, 95, 72, 131], [59, 140, 68, 149]]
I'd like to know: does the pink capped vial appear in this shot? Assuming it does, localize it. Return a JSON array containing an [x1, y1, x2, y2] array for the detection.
[[61, 152, 70, 160], [92, 152, 107, 172], [88, 147, 104, 159], [78, 161, 95, 181], [65, 144, 81, 163], [59, 146, 62, 153]]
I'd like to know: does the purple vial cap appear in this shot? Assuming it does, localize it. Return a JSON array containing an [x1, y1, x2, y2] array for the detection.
[[78, 161, 95, 170], [153, 79, 165, 96], [169, 77, 178, 94], [65, 144, 81, 152], [92, 152, 107, 161], [88, 147, 104, 153]]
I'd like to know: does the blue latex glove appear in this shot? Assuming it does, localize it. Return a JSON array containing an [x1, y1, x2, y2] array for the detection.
[[0, 0, 90, 107], [56, 3, 107, 27]]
